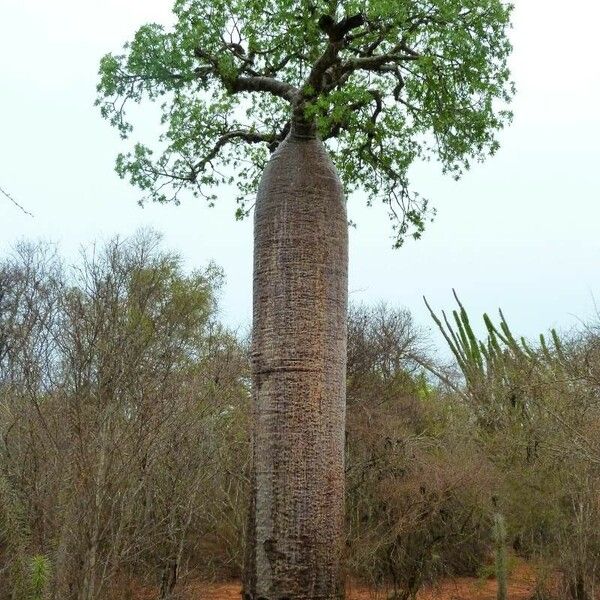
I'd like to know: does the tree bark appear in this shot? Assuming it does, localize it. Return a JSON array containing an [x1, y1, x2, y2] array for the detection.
[[244, 128, 348, 600]]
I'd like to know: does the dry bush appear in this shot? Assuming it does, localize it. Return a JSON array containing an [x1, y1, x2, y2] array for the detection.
[[428, 296, 600, 600], [345, 304, 494, 599], [0, 232, 250, 600], [3, 238, 600, 600]]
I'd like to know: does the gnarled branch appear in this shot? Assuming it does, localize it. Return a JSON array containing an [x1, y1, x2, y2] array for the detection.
[[193, 128, 279, 175], [194, 47, 298, 102], [306, 13, 366, 95], [232, 76, 298, 101]]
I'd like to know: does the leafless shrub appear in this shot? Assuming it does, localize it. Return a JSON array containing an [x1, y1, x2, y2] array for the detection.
[[0, 232, 250, 600], [345, 304, 493, 599]]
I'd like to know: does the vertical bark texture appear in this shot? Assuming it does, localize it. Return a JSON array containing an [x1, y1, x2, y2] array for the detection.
[[244, 132, 348, 600]]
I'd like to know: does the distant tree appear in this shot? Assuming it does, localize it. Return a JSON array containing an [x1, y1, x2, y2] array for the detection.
[[96, 1, 514, 597]]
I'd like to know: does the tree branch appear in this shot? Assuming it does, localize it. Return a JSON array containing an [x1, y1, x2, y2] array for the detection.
[[306, 13, 366, 95], [341, 50, 420, 75], [322, 89, 381, 141], [193, 129, 279, 175], [194, 47, 297, 102], [0, 186, 34, 217], [232, 76, 298, 101], [318, 13, 365, 42]]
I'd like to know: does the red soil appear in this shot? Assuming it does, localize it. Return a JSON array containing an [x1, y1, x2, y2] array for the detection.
[[162, 562, 538, 600]]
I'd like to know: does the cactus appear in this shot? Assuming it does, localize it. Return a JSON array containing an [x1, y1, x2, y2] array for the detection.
[[424, 291, 565, 419], [493, 511, 508, 600]]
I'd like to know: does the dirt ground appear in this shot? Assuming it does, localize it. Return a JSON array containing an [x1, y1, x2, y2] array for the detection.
[[176, 562, 538, 600]]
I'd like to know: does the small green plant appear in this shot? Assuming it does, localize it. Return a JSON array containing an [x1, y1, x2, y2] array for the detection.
[[29, 555, 51, 600]]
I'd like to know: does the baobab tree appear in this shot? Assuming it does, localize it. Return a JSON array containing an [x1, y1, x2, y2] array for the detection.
[[96, 1, 514, 598]]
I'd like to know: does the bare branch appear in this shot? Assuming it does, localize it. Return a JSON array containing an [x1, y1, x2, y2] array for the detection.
[[0, 186, 34, 218]]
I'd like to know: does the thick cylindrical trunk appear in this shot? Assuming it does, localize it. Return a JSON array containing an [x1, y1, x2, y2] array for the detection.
[[244, 131, 348, 600]]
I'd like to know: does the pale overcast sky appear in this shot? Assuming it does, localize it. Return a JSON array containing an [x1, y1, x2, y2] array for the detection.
[[1, 1, 599, 347]]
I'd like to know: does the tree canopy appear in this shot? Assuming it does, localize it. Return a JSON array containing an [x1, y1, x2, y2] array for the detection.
[[97, 0, 514, 245]]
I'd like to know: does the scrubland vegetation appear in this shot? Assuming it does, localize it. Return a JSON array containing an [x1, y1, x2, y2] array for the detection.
[[1, 232, 599, 600]]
